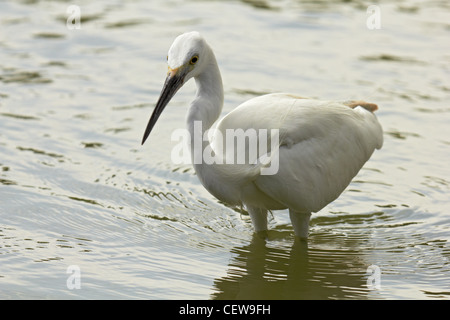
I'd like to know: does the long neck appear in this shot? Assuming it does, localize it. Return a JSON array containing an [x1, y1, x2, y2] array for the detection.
[[187, 54, 223, 131], [187, 52, 223, 163], [185, 53, 260, 205], [186, 52, 237, 202]]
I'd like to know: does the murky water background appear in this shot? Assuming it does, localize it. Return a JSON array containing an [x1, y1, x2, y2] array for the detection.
[[1, 0, 449, 299]]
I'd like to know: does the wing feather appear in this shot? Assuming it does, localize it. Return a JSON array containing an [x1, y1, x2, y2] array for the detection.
[[214, 93, 383, 212]]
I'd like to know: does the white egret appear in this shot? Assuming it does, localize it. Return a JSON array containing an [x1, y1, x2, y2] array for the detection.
[[141, 32, 383, 239]]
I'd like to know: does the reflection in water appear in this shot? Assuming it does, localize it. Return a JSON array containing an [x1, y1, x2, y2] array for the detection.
[[212, 234, 371, 300]]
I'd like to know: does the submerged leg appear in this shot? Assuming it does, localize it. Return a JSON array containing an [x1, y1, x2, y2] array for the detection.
[[247, 206, 268, 233], [289, 209, 311, 240]]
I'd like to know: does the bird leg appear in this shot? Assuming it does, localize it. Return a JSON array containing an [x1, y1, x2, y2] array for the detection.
[[247, 206, 268, 233], [289, 210, 311, 240]]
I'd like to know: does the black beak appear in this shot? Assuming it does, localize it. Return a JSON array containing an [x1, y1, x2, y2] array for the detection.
[[141, 69, 185, 145]]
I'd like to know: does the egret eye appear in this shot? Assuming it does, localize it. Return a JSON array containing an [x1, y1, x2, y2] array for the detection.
[[190, 56, 199, 65]]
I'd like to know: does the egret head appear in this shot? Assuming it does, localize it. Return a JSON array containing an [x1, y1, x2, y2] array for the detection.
[[141, 31, 210, 145]]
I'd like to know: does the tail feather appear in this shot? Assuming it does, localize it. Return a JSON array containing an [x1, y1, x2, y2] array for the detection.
[[343, 100, 378, 112]]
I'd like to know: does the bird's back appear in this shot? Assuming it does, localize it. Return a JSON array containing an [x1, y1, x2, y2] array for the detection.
[[214, 93, 383, 212]]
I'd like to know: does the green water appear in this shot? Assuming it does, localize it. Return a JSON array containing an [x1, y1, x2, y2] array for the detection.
[[0, 0, 449, 299]]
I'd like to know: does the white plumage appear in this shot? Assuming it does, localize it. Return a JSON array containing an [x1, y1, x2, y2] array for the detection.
[[142, 32, 383, 239]]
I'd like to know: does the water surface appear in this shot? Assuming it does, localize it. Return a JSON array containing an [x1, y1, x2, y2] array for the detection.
[[1, 0, 449, 299]]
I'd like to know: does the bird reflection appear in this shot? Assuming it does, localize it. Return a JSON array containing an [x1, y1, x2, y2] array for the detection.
[[211, 233, 371, 299]]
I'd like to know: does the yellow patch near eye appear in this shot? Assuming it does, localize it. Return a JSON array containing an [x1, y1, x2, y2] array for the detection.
[[167, 66, 179, 76]]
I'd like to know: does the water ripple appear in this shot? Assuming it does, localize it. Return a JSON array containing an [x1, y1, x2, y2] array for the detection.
[[0, 0, 449, 299]]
